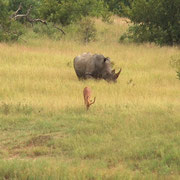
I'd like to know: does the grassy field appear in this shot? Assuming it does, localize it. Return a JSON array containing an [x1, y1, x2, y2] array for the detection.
[[0, 17, 180, 179]]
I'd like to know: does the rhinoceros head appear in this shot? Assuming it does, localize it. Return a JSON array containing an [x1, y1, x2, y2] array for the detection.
[[102, 57, 122, 82]]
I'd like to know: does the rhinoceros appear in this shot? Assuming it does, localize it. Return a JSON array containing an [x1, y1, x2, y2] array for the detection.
[[73, 53, 121, 82]]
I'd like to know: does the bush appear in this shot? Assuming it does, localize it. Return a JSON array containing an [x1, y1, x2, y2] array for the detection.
[[177, 71, 180, 80], [120, 24, 170, 45], [104, 0, 132, 16], [170, 55, 180, 80], [39, 0, 109, 26], [78, 18, 97, 43], [120, 0, 180, 45], [0, 1, 25, 42], [33, 23, 63, 40], [0, 20, 25, 42], [0, 0, 110, 42]]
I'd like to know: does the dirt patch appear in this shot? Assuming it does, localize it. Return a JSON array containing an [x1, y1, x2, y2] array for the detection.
[[26, 135, 52, 146]]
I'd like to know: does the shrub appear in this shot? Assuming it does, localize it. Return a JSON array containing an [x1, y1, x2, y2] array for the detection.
[[170, 55, 180, 80], [39, 0, 109, 26], [120, 0, 180, 45], [0, 20, 25, 42], [33, 23, 63, 40], [104, 0, 132, 16], [0, 1, 25, 42], [78, 18, 97, 43], [120, 24, 170, 45]]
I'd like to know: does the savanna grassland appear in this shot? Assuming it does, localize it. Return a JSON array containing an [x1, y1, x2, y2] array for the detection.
[[0, 17, 180, 179]]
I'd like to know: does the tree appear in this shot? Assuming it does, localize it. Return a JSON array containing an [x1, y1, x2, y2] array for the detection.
[[8, 0, 40, 17], [103, 0, 132, 15], [0, 0, 24, 42], [39, 0, 108, 25], [121, 0, 180, 45], [170, 55, 180, 81], [0, 0, 110, 42]]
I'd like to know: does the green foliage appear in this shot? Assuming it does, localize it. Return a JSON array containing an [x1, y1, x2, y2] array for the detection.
[[0, 0, 111, 42], [0, 1, 25, 42], [39, 0, 108, 26], [177, 71, 180, 80], [170, 55, 180, 80], [121, 0, 180, 45], [0, 1, 10, 32], [120, 24, 170, 44], [33, 23, 63, 40], [101, 8, 113, 23], [8, 0, 40, 18], [0, 22, 24, 42], [104, 0, 132, 15], [78, 18, 97, 43]]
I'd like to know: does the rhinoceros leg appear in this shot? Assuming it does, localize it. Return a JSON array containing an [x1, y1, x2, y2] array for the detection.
[[85, 73, 94, 79]]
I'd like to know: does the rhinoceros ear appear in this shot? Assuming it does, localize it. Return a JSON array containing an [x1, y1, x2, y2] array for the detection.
[[114, 68, 122, 79], [104, 57, 109, 62]]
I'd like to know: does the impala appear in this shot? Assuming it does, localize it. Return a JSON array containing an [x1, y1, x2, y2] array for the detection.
[[83, 87, 96, 110]]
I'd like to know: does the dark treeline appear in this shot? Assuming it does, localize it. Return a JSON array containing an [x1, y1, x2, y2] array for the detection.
[[0, 0, 180, 46]]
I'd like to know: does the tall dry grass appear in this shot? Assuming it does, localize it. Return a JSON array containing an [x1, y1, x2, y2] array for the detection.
[[0, 35, 179, 111]]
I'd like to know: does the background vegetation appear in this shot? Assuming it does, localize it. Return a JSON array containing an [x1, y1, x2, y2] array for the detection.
[[0, 0, 179, 45], [0, 16, 180, 179], [121, 0, 180, 46]]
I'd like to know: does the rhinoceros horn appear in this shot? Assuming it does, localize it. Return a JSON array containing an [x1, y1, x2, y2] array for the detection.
[[114, 68, 122, 79]]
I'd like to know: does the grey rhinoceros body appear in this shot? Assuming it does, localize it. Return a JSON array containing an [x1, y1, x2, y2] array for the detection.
[[73, 53, 121, 82]]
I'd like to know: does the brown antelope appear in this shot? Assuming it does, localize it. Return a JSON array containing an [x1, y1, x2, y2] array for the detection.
[[83, 87, 96, 110]]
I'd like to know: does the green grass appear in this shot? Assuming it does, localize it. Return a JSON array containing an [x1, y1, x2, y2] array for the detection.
[[0, 17, 180, 179]]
